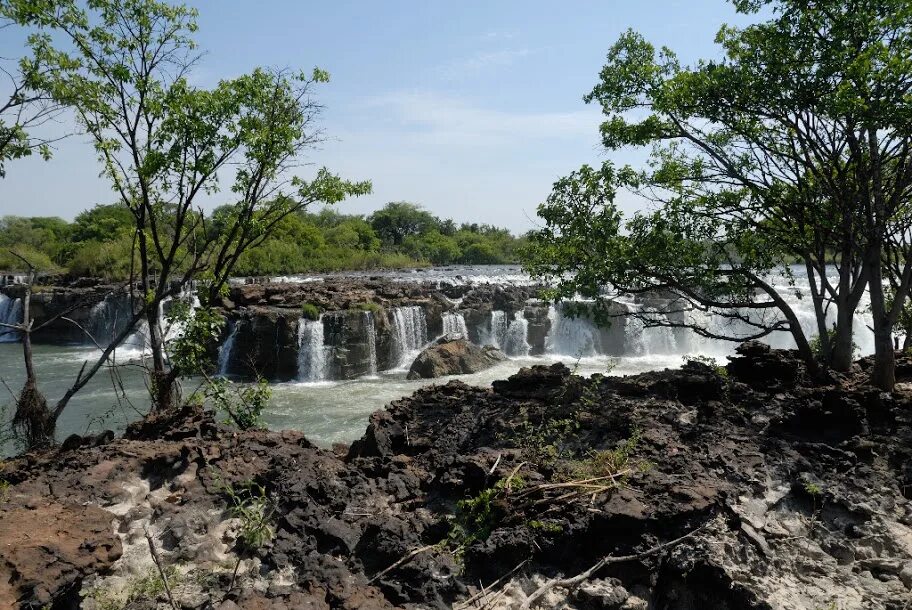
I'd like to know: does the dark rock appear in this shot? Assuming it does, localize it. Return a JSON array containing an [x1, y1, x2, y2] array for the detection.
[[406, 338, 506, 380], [492, 362, 572, 398]]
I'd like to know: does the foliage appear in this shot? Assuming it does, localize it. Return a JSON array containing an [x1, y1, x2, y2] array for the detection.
[[447, 476, 524, 554], [209, 377, 271, 431], [221, 480, 275, 552], [684, 354, 728, 377], [569, 429, 646, 482], [0, 203, 522, 277], [166, 302, 224, 376], [524, 0, 912, 389], [351, 301, 382, 315], [515, 406, 580, 468], [86, 565, 181, 610], [300, 303, 321, 321]]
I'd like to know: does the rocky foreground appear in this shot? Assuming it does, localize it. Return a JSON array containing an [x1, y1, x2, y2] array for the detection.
[[2, 343, 912, 609]]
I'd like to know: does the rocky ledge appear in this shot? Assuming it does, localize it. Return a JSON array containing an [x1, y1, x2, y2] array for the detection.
[[2, 343, 911, 609]]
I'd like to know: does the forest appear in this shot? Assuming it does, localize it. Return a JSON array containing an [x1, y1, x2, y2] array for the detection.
[[0, 201, 525, 278]]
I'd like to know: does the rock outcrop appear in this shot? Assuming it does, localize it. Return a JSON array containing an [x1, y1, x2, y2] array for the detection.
[[3, 348, 911, 609], [406, 336, 507, 380]]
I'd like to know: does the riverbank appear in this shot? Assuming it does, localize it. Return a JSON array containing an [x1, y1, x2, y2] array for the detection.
[[2, 342, 910, 609]]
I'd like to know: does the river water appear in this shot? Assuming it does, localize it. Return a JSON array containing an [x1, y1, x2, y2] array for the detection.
[[0, 265, 877, 453]]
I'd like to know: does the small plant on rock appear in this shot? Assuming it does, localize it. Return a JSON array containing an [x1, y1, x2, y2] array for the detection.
[[209, 377, 271, 431], [300, 303, 321, 321], [447, 475, 524, 558], [568, 428, 649, 483], [683, 354, 728, 377]]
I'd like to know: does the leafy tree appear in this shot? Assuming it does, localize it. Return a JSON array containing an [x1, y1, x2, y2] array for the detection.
[[369, 201, 438, 247], [70, 204, 134, 243], [1, 0, 369, 445], [526, 0, 912, 389], [0, 8, 71, 177]]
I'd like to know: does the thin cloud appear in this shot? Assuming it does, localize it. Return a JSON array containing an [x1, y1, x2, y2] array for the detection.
[[438, 48, 531, 81], [361, 90, 601, 147]]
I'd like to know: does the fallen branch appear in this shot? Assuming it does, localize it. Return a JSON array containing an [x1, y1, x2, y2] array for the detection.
[[144, 528, 178, 610], [368, 544, 438, 584], [519, 521, 710, 609], [454, 559, 530, 609]]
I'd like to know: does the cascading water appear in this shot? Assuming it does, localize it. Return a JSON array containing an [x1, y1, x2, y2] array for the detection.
[[364, 311, 378, 375], [545, 303, 601, 357], [442, 312, 469, 339], [623, 305, 679, 356], [504, 310, 531, 357], [480, 310, 509, 349], [390, 306, 428, 367], [0, 294, 22, 343], [297, 317, 327, 382], [217, 321, 239, 376]]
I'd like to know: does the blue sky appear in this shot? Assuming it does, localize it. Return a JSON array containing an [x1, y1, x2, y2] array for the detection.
[[0, 1, 754, 231]]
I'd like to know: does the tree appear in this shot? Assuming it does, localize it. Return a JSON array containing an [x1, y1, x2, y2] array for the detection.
[[1, 0, 369, 444], [0, 12, 71, 177], [526, 0, 912, 389], [369, 202, 438, 247]]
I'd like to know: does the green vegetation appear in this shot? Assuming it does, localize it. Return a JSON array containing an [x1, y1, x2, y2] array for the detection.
[[222, 481, 276, 552], [0, 202, 523, 279], [86, 565, 181, 610], [523, 0, 912, 391], [447, 476, 524, 555], [300, 303, 321, 321]]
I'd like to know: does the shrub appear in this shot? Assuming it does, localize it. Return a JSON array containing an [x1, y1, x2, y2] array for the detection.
[[300, 303, 321, 321]]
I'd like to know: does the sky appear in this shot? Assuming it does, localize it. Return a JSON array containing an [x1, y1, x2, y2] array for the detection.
[[0, 0, 756, 232]]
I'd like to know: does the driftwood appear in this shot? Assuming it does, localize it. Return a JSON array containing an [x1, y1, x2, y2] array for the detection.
[[144, 528, 179, 610], [518, 521, 710, 609]]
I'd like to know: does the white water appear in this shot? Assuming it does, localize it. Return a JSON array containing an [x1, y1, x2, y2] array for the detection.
[[390, 306, 428, 368], [297, 317, 327, 382], [217, 321, 239, 376], [442, 311, 469, 339], [504, 310, 531, 357], [480, 310, 509, 349], [0, 293, 22, 343], [0, 265, 889, 452], [546, 303, 603, 357], [364, 311, 378, 376]]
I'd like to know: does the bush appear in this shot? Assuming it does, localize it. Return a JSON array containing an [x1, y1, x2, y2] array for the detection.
[[300, 303, 321, 321]]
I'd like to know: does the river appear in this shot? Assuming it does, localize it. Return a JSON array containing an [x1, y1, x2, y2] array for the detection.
[[0, 265, 877, 453]]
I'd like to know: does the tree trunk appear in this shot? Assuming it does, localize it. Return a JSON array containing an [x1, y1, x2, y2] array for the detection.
[[871, 322, 896, 391], [12, 269, 56, 449], [147, 301, 174, 412], [867, 250, 896, 391], [830, 305, 855, 371]]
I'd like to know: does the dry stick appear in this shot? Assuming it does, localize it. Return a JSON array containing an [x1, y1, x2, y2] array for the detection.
[[368, 544, 438, 584], [144, 528, 179, 610], [519, 522, 710, 610], [453, 559, 530, 610]]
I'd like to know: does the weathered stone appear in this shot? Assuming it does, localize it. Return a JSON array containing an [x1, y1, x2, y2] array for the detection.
[[406, 338, 506, 380]]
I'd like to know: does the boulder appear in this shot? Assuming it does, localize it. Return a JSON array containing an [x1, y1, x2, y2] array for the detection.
[[406, 338, 506, 380]]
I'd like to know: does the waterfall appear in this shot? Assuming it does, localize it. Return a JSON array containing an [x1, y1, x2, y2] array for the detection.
[[480, 310, 509, 349], [442, 312, 469, 339], [0, 294, 22, 343], [545, 304, 601, 357], [504, 310, 531, 357], [364, 311, 378, 375], [391, 306, 428, 367], [297, 317, 327, 381], [623, 308, 678, 356], [87, 294, 135, 347], [217, 321, 239, 376]]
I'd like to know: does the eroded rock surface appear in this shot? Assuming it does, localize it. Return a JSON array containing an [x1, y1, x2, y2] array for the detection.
[[406, 336, 507, 380], [1, 347, 911, 609]]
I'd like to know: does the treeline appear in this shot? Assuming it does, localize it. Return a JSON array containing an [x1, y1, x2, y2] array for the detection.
[[0, 201, 524, 279]]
